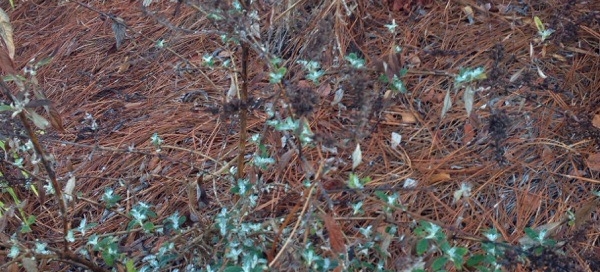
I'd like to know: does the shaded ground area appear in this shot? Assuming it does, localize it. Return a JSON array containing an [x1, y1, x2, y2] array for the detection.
[[1, 0, 599, 271]]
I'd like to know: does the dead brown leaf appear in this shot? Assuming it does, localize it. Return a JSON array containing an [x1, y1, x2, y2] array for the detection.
[[541, 146, 554, 165], [592, 113, 600, 129], [573, 199, 600, 228], [430, 172, 451, 183], [463, 122, 475, 145], [399, 111, 417, 123], [585, 153, 600, 172], [48, 106, 65, 132], [0, 48, 16, 75], [321, 212, 345, 254]]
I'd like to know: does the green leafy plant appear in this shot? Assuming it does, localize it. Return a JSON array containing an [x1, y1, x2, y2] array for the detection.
[[534, 16, 555, 42]]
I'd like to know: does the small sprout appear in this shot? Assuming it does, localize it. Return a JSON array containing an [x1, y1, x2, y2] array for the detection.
[[453, 182, 472, 203], [390, 74, 407, 93], [128, 202, 157, 232], [455, 66, 487, 86], [347, 173, 370, 189], [270, 57, 283, 67], [202, 54, 215, 67], [232, 0, 242, 11], [351, 200, 364, 215], [297, 60, 325, 83], [155, 39, 165, 48], [8, 245, 19, 258], [269, 67, 287, 83], [231, 178, 251, 195], [66, 230, 76, 242], [358, 225, 373, 238], [385, 19, 398, 33], [150, 132, 163, 147], [483, 228, 500, 241], [266, 117, 296, 131], [306, 70, 324, 83], [164, 211, 186, 232], [253, 155, 275, 169], [345, 53, 365, 69], [34, 241, 51, 255], [297, 60, 319, 71], [207, 12, 224, 21], [534, 16, 555, 42], [249, 133, 261, 143], [394, 45, 402, 53]]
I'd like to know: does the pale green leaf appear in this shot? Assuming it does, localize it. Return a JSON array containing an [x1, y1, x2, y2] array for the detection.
[[28, 111, 49, 129]]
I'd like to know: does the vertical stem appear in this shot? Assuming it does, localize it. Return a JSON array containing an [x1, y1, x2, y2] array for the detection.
[[236, 41, 249, 180], [0, 81, 70, 252]]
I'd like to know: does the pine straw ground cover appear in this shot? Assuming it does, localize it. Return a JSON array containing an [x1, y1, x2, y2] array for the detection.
[[0, 0, 599, 271]]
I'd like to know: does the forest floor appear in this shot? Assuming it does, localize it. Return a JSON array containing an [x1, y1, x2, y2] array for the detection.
[[1, 0, 600, 271]]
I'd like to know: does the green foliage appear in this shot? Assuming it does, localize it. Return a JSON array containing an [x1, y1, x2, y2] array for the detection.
[[101, 188, 122, 208], [345, 53, 365, 69], [455, 66, 487, 87], [347, 172, 370, 189], [127, 202, 158, 232]]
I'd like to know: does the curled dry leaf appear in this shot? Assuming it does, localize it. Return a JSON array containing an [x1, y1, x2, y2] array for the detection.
[[0, 8, 15, 60]]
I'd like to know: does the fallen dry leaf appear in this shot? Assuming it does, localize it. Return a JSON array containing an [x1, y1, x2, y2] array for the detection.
[[430, 172, 451, 183], [585, 153, 600, 172], [321, 212, 345, 254], [400, 111, 417, 123], [541, 145, 554, 165], [316, 83, 331, 97], [463, 122, 475, 145], [592, 113, 600, 129], [573, 199, 600, 228], [48, 106, 65, 132], [0, 47, 16, 75]]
